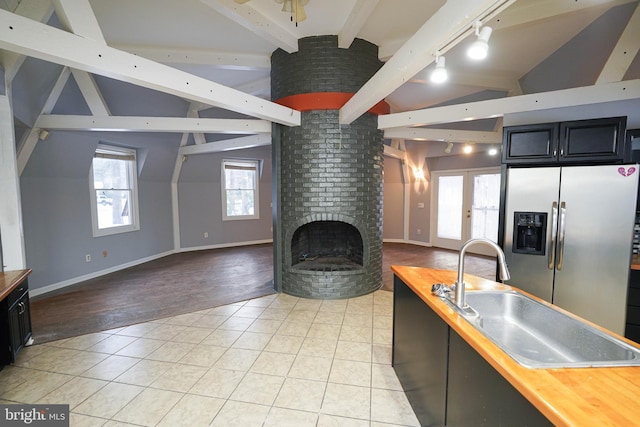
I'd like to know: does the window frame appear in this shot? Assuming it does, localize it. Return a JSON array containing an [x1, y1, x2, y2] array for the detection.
[[89, 144, 140, 237], [221, 159, 260, 221]]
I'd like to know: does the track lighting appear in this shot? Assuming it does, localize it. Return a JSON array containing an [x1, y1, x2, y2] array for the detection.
[[468, 22, 493, 60], [444, 142, 454, 154], [488, 146, 498, 156], [463, 145, 473, 154], [430, 54, 448, 84]]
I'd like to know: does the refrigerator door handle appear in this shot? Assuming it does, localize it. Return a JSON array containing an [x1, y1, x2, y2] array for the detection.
[[557, 201, 567, 270], [548, 202, 558, 270]]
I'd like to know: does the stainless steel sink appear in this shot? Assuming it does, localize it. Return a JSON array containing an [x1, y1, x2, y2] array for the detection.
[[446, 290, 640, 369]]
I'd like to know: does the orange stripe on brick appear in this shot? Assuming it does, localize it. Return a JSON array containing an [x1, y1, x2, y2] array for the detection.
[[274, 92, 390, 115]]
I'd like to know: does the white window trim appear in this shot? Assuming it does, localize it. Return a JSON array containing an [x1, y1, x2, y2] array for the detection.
[[221, 159, 260, 221], [89, 144, 140, 237]]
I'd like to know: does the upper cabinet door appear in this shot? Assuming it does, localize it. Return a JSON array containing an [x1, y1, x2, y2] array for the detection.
[[502, 123, 559, 165], [502, 117, 628, 165], [559, 116, 627, 163]]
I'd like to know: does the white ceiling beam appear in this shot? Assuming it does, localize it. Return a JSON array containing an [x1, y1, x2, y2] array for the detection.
[[339, 0, 517, 125], [338, 0, 380, 49], [384, 128, 502, 144], [233, 77, 270, 97], [596, 1, 640, 84], [187, 104, 207, 145], [17, 67, 71, 175], [0, 9, 300, 126], [35, 115, 272, 134], [51, 0, 105, 43], [1, 0, 52, 82], [112, 45, 271, 70], [378, 79, 640, 128], [383, 144, 407, 160], [200, 0, 298, 53], [70, 70, 111, 116], [51, 0, 111, 116], [179, 134, 271, 155], [493, 0, 638, 30]]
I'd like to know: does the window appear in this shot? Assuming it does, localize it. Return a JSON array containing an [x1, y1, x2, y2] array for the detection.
[[89, 144, 139, 236], [222, 159, 259, 220]]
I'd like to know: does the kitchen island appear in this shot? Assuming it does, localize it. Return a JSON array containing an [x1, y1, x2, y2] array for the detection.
[[392, 265, 640, 427]]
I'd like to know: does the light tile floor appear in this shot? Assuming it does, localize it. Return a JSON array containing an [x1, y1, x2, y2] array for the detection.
[[0, 290, 420, 426]]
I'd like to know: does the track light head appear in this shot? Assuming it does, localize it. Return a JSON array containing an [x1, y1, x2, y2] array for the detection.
[[444, 141, 454, 154], [430, 55, 448, 84], [468, 25, 492, 60]]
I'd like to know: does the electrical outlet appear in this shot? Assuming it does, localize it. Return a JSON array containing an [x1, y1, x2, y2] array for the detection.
[[204, 232, 209, 238], [85, 254, 91, 262]]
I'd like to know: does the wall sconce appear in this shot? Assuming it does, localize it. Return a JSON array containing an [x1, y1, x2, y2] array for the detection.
[[468, 22, 493, 60], [414, 167, 425, 180], [430, 53, 448, 84], [444, 141, 454, 154]]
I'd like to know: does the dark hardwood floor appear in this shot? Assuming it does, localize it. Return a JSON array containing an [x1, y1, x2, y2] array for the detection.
[[30, 242, 497, 343]]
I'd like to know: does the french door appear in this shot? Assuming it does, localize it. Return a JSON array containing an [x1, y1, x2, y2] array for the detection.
[[431, 168, 501, 255]]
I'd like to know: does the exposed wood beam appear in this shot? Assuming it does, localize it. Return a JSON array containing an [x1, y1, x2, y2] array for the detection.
[[0, 9, 300, 126], [179, 134, 271, 155], [112, 45, 271, 70], [339, 0, 517, 125], [383, 144, 406, 160], [187, 104, 207, 145], [17, 67, 71, 175], [200, 0, 298, 53], [70, 70, 111, 116], [493, 0, 638, 30], [34, 115, 272, 134], [596, 1, 640, 84], [338, 0, 380, 49], [378, 79, 640, 128], [52, 0, 111, 116], [0, 0, 52, 82], [384, 128, 502, 144], [51, 0, 105, 43]]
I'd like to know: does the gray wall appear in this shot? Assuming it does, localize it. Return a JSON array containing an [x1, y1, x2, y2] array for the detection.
[[382, 156, 404, 240], [178, 145, 273, 248], [20, 131, 178, 291]]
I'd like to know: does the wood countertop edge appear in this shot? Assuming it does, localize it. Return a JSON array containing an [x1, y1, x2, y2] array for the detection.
[[391, 265, 640, 427], [0, 269, 32, 301]]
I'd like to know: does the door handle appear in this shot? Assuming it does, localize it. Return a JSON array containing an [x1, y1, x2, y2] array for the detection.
[[548, 202, 558, 270], [556, 201, 567, 271]]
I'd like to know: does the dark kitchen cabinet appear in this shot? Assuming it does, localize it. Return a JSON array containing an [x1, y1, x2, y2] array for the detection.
[[1, 273, 32, 367], [393, 275, 551, 426], [626, 269, 640, 343], [503, 117, 627, 165]]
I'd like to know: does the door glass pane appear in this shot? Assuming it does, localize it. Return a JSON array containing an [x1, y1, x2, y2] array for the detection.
[[437, 175, 463, 239], [471, 173, 501, 241]]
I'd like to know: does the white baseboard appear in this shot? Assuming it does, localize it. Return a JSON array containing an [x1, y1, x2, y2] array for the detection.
[[30, 250, 175, 298], [383, 238, 432, 247], [177, 239, 273, 253], [30, 240, 275, 298]]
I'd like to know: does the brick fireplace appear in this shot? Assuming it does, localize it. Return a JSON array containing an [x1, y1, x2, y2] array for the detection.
[[271, 36, 385, 299]]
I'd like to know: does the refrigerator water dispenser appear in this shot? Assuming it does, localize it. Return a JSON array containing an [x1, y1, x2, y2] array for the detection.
[[513, 212, 547, 255]]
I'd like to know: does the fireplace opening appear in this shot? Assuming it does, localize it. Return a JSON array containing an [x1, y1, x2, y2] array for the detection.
[[291, 221, 364, 272]]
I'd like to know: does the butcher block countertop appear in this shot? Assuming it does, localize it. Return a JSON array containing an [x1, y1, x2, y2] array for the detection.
[[0, 269, 31, 301], [631, 254, 640, 270], [391, 265, 640, 427]]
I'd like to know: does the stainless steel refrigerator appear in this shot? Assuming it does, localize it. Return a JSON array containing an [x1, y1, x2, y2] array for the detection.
[[502, 164, 638, 335]]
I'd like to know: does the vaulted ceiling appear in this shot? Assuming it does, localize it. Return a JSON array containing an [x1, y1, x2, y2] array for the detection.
[[1, 0, 639, 161]]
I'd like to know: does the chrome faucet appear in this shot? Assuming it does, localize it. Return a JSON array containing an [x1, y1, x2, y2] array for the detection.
[[454, 238, 510, 309]]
